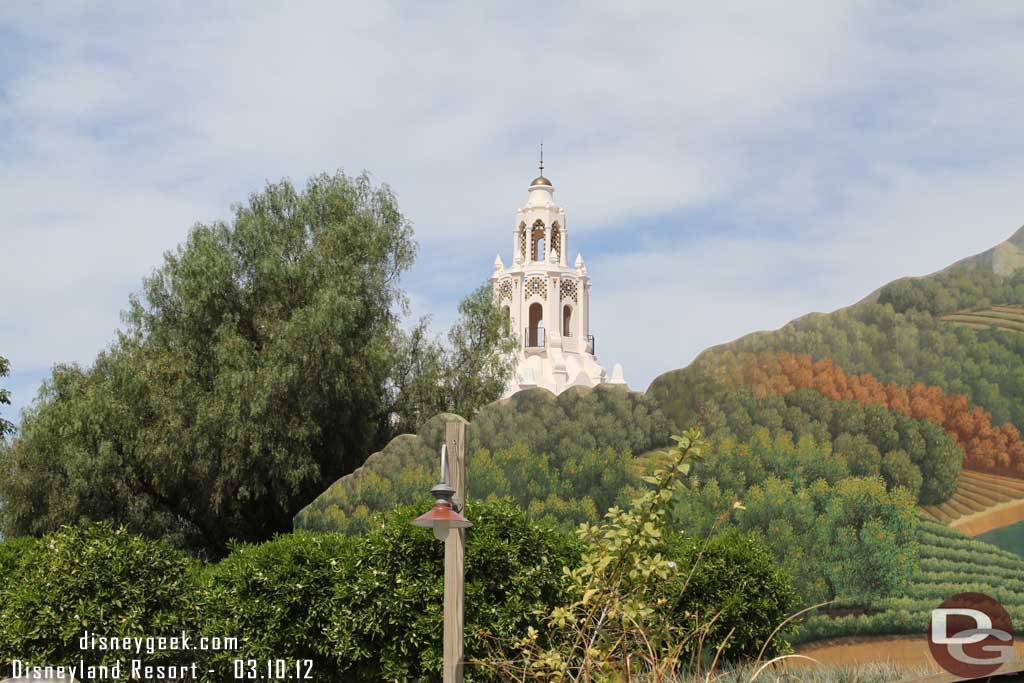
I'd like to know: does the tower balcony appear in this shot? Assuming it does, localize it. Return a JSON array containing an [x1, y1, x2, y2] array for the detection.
[[524, 326, 546, 350]]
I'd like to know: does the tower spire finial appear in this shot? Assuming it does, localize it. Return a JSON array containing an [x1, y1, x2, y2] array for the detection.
[[539, 141, 544, 176]]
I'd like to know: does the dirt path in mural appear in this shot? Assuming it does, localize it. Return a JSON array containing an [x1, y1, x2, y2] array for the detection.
[[794, 635, 1024, 671]]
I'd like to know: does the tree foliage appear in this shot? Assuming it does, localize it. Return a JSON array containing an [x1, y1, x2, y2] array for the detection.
[[388, 284, 517, 436], [685, 386, 962, 504], [877, 268, 1024, 317], [296, 386, 673, 533], [672, 466, 919, 606], [658, 350, 1024, 478], [0, 535, 34, 586], [0, 173, 513, 556]]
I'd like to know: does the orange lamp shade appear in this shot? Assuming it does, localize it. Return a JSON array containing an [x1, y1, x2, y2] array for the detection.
[[411, 500, 473, 541]]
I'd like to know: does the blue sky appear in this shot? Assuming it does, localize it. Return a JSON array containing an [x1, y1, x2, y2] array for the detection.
[[2, 3, 1024, 426]]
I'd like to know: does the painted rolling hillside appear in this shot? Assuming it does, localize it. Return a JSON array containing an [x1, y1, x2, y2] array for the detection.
[[650, 225, 1024, 555]]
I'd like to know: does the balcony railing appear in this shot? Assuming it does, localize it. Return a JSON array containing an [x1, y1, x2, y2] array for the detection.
[[525, 326, 546, 348]]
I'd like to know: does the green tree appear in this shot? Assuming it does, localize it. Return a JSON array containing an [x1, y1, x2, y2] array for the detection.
[[880, 449, 923, 499], [0, 173, 514, 556], [817, 477, 918, 603], [389, 284, 517, 435], [835, 433, 882, 477], [440, 284, 518, 420]]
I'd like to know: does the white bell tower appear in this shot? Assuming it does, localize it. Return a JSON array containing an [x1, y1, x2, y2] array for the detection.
[[491, 153, 625, 397]]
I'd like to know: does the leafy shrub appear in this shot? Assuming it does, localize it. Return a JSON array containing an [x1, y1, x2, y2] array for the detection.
[[327, 497, 582, 682], [665, 528, 797, 660], [199, 531, 352, 682], [0, 502, 583, 681], [0, 523, 200, 668], [0, 535, 35, 584]]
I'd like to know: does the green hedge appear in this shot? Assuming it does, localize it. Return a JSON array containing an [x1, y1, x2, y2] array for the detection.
[[0, 524, 201, 670], [0, 535, 35, 585], [0, 502, 582, 683], [200, 531, 352, 681], [0, 504, 796, 681], [327, 498, 583, 682]]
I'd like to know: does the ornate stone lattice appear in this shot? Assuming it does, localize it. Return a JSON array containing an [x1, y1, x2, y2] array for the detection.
[[518, 224, 527, 261], [498, 279, 513, 302], [551, 224, 561, 261], [525, 276, 547, 300], [560, 279, 578, 303]]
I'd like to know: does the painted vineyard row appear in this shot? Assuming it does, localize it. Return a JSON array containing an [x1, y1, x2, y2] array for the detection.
[[942, 304, 1024, 334], [791, 518, 1024, 644], [919, 469, 1024, 527]]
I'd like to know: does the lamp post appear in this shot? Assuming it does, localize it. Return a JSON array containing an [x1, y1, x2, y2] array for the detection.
[[411, 417, 470, 683]]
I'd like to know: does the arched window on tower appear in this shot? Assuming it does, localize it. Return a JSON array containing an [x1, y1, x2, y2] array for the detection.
[[551, 223, 561, 262], [562, 304, 573, 337], [531, 221, 545, 262], [527, 302, 544, 347]]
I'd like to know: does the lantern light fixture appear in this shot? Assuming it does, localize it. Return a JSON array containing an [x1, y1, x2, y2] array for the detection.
[[411, 444, 472, 540]]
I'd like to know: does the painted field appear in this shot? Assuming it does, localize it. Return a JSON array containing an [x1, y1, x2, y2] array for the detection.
[[792, 518, 1024, 644], [941, 304, 1024, 333], [919, 469, 1024, 535], [978, 519, 1024, 557]]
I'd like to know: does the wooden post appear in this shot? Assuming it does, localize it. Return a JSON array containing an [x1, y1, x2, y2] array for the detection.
[[443, 416, 468, 683]]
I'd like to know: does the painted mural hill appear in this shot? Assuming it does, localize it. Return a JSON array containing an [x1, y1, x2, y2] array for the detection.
[[295, 385, 672, 534], [649, 225, 1024, 544], [302, 224, 1024, 540]]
